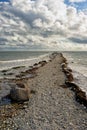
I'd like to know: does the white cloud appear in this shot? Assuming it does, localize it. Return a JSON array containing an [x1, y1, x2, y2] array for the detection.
[[69, 0, 86, 2], [69, 0, 87, 3], [0, 0, 87, 51]]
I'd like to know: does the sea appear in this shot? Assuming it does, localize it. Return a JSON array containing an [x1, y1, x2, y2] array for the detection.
[[0, 51, 87, 95], [0, 51, 51, 71], [63, 51, 87, 95]]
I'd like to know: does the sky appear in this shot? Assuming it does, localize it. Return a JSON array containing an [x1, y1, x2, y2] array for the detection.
[[0, 0, 87, 51]]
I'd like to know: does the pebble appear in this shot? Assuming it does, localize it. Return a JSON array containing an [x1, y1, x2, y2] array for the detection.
[[0, 54, 87, 130], [23, 105, 28, 109]]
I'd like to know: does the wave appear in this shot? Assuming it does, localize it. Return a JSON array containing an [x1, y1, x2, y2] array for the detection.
[[0, 53, 50, 71], [63, 52, 87, 97], [72, 70, 87, 96], [63, 52, 87, 77]]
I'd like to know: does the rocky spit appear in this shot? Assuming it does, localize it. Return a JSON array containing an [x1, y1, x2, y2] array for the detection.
[[0, 53, 87, 130]]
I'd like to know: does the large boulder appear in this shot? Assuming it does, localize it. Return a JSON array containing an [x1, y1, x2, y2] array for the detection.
[[10, 83, 30, 102]]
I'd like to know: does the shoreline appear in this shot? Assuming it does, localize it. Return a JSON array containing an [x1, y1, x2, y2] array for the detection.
[[0, 52, 87, 106], [0, 52, 87, 130], [61, 54, 87, 108]]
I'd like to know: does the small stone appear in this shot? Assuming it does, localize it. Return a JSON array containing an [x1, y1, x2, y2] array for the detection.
[[23, 105, 28, 109]]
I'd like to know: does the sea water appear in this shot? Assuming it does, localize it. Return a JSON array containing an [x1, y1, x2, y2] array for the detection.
[[63, 51, 87, 95], [0, 51, 50, 71], [0, 51, 87, 95]]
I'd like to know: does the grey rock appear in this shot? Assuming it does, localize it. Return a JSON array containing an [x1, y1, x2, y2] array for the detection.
[[10, 83, 30, 102]]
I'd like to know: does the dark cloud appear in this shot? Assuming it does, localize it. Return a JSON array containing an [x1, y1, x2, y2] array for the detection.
[[69, 37, 87, 44]]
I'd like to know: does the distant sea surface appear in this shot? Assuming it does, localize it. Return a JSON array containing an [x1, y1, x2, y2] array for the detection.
[[0, 51, 87, 76], [63, 51, 87, 77], [0, 51, 50, 70], [0, 51, 50, 61]]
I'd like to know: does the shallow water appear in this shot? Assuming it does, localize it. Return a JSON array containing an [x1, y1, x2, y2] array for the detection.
[[63, 51, 87, 96], [0, 96, 11, 105], [0, 51, 51, 79], [63, 51, 87, 77], [0, 51, 50, 71]]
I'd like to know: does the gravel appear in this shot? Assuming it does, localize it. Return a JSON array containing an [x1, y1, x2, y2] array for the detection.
[[0, 54, 87, 130]]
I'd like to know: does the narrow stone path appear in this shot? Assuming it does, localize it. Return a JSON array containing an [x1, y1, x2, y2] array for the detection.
[[0, 54, 87, 130]]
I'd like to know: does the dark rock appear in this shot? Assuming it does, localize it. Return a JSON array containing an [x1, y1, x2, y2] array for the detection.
[[61, 63, 67, 69], [60, 84, 68, 88], [38, 60, 47, 67], [25, 67, 38, 74], [33, 63, 38, 66], [61, 54, 87, 107], [3, 73, 6, 75], [62, 67, 73, 82], [65, 81, 87, 107], [76, 91, 86, 100], [29, 66, 33, 68], [1, 70, 8, 73], [30, 67, 38, 73], [16, 83, 25, 88], [12, 66, 25, 69], [62, 57, 67, 63], [50, 52, 59, 59], [6, 73, 14, 75], [63, 68, 70, 73], [67, 68, 72, 72], [63, 67, 72, 73], [49, 60, 52, 62], [76, 90, 87, 107], [30, 90, 36, 94], [52, 52, 59, 57], [66, 73, 73, 81], [16, 72, 25, 78], [65, 81, 80, 92]]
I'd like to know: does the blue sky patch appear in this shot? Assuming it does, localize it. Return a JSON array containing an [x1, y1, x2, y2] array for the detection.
[[65, 0, 87, 10]]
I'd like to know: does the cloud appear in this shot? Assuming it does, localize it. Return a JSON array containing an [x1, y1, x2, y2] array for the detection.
[[68, 37, 87, 43], [0, 0, 87, 51], [69, 0, 86, 2]]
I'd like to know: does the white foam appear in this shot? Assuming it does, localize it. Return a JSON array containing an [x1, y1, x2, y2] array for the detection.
[[63, 52, 87, 96], [72, 71, 87, 97], [63, 52, 87, 77], [0, 53, 50, 71]]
